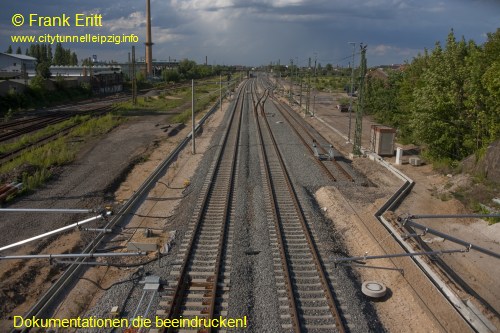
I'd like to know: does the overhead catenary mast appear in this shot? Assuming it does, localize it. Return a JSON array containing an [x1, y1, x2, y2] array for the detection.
[[352, 44, 367, 156], [145, 0, 154, 75]]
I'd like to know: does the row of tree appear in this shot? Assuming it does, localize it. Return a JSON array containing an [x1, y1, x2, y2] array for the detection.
[[5, 43, 78, 66], [267, 62, 352, 77], [5, 43, 78, 78], [364, 28, 499, 164], [162, 59, 234, 82]]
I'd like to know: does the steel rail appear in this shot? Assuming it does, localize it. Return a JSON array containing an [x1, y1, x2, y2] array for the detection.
[[251, 81, 302, 332], [0, 208, 95, 213], [0, 106, 115, 166], [0, 116, 70, 142], [13, 87, 227, 333], [254, 79, 346, 332], [271, 96, 354, 182], [1, 252, 145, 260], [0, 213, 109, 252], [0, 116, 59, 130], [271, 98, 337, 182], [165, 79, 248, 333]]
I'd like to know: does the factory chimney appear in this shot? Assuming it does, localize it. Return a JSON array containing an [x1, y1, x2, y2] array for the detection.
[[145, 0, 153, 75]]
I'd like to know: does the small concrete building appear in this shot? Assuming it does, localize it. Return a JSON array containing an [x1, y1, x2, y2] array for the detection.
[[0, 53, 37, 79], [370, 125, 396, 156]]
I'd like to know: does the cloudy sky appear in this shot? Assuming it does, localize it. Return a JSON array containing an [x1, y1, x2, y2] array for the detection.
[[1, 0, 499, 67]]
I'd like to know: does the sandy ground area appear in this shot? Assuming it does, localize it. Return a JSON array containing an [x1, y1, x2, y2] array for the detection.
[[294, 86, 500, 331]]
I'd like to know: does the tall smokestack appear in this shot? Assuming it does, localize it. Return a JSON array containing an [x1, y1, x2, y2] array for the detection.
[[145, 0, 153, 75]]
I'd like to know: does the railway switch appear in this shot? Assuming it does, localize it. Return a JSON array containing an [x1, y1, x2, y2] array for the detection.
[[313, 143, 335, 161]]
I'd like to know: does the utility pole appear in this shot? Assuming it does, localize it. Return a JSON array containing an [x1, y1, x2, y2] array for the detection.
[[132, 46, 137, 105], [145, 0, 153, 75], [299, 73, 303, 108], [312, 94, 316, 116], [352, 44, 367, 156], [314, 52, 317, 76], [128, 52, 131, 79], [192, 79, 196, 154], [219, 74, 222, 112], [289, 59, 293, 103], [22, 63, 27, 86], [348, 42, 356, 142], [304, 69, 311, 116]]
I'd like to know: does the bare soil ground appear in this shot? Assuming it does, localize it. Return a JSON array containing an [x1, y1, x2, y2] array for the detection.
[[302, 88, 500, 331], [0, 97, 229, 330]]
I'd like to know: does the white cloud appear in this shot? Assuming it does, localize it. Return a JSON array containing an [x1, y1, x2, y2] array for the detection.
[[153, 27, 184, 43], [370, 44, 417, 57], [107, 11, 145, 32]]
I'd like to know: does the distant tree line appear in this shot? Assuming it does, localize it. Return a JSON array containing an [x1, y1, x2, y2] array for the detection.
[[162, 59, 235, 83], [364, 28, 500, 165], [5, 43, 78, 78]]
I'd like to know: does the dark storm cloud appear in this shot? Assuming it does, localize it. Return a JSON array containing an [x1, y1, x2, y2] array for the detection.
[[1, 0, 499, 65]]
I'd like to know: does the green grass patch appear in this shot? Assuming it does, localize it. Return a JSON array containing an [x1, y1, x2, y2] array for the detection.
[[116, 79, 221, 113], [70, 113, 124, 137], [0, 116, 90, 155], [171, 88, 220, 124], [312, 76, 350, 91], [1, 113, 124, 193]]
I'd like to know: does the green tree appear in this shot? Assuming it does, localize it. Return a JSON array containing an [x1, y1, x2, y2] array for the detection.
[[54, 43, 64, 65], [70, 52, 78, 66], [16, 46, 22, 54], [163, 69, 180, 83], [36, 61, 51, 79], [47, 45, 53, 64], [363, 28, 500, 164], [6, 45, 12, 53], [177, 59, 198, 80], [40, 44, 48, 63]]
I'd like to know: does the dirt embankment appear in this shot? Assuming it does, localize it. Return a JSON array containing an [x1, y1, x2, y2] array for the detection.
[[299, 87, 500, 331]]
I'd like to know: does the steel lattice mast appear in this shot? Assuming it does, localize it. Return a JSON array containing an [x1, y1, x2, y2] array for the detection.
[[145, 0, 154, 75], [353, 44, 367, 156]]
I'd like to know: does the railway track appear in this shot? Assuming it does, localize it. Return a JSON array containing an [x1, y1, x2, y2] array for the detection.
[[251, 80, 346, 332], [155, 80, 249, 332], [256, 76, 353, 182], [0, 115, 72, 142], [270, 98, 354, 182], [10, 86, 232, 333], [0, 105, 115, 166]]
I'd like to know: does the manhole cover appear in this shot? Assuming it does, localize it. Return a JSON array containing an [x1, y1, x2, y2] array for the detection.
[[362, 281, 387, 298]]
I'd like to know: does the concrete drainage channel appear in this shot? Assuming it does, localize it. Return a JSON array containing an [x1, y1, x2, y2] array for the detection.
[[370, 152, 495, 332], [314, 112, 495, 331]]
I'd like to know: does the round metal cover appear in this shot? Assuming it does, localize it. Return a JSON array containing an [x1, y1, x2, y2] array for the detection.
[[362, 281, 387, 298]]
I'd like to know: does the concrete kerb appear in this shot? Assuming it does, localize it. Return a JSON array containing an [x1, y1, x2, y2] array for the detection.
[[314, 114, 492, 333]]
